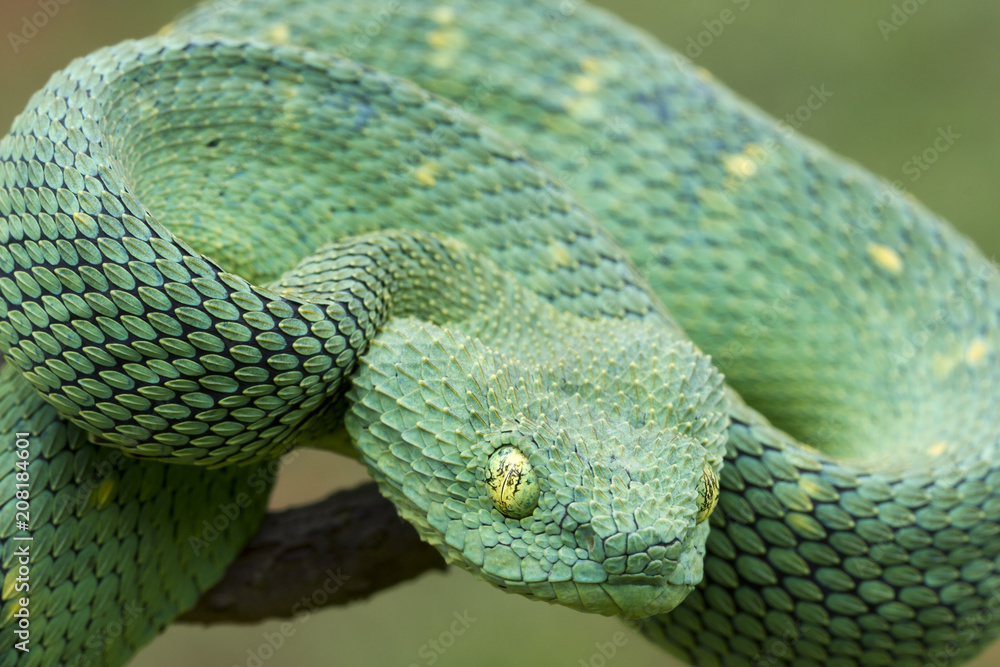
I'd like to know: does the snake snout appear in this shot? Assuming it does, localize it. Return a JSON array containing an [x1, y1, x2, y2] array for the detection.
[[571, 507, 711, 616], [556, 428, 718, 616]]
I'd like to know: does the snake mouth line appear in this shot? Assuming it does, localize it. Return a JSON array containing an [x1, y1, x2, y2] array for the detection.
[[598, 582, 695, 619]]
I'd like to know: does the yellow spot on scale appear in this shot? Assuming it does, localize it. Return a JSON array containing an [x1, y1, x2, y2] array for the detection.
[[572, 75, 599, 94], [3, 569, 22, 602], [965, 338, 989, 365], [427, 31, 448, 48], [866, 243, 903, 274], [798, 476, 831, 502], [932, 353, 960, 378], [414, 165, 437, 187], [744, 144, 768, 162], [580, 56, 602, 73], [560, 96, 602, 122], [430, 51, 456, 69], [695, 186, 738, 217], [428, 29, 462, 49], [696, 67, 715, 82], [95, 475, 118, 509], [158, 22, 176, 36], [551, 244, 573, 268], [431, 6, 456, 23], [0, 597, 27, 625], [724, 153, 757, 178], [266, 23, 291, 44], [928, 441, 948, 457]]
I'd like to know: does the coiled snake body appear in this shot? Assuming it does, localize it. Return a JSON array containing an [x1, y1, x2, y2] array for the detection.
[[2, 1, 1000, 665]]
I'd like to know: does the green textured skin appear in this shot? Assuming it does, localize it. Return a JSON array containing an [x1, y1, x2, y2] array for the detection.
[[1, 1, 999, 666]]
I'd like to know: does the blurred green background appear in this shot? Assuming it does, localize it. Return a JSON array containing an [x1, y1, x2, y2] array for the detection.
[[2, 1, 999, 666]]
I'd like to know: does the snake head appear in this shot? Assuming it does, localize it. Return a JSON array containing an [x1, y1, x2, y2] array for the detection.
[[347, 317, 728, 618], [475, 414, 722, 618]]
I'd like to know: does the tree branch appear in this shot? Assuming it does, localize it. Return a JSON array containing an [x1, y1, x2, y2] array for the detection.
[[180, 482, 446, 624]]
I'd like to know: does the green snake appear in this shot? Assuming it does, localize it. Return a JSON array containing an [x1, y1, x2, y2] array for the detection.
[[2, 0, 999, 665]]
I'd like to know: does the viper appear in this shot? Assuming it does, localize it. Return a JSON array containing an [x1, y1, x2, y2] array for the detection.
[[2, 1, 999, 666]]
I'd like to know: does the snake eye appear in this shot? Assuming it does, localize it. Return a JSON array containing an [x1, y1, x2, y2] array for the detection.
[[485, 445, 539, 519], [695, 464, 719, 524]]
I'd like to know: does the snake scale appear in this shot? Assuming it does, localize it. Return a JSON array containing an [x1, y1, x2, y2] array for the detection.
[[2, 0, 999, 665]]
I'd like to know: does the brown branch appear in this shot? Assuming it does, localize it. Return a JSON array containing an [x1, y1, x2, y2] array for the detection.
[[180, 482, 446, 624]]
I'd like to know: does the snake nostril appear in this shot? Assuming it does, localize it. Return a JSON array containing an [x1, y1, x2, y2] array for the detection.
[[574, 525, 606, 561]]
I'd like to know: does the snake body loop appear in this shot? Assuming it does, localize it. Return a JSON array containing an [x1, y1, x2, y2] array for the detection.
[[2, 1, 1000, 666]]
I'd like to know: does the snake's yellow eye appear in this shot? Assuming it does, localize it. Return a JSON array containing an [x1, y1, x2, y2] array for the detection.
[[485, 445, 540, 519], [695, 464, 719, 524]]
